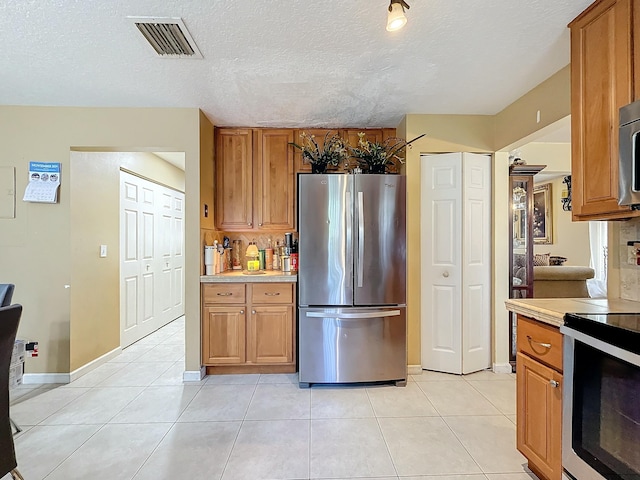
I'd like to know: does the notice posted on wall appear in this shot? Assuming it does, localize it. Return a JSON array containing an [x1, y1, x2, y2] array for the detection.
[[23, 162, 61, 203]]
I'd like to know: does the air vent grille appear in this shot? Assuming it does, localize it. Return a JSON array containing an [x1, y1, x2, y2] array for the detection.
[[131, 17, 202, 58]]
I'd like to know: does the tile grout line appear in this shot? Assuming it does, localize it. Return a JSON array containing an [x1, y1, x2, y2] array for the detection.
[[217, 377, 260, 480], [366, 386, 401, 479]]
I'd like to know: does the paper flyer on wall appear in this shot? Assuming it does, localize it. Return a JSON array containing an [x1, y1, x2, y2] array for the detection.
[[23, 162, 61, 203]]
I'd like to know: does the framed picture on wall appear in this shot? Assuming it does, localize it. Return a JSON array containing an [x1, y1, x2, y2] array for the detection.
[[533, 183, 552, 244]]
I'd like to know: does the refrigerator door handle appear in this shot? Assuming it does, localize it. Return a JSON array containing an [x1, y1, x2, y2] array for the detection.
[[306, 310, 401, 319], [357, 191, 364, 287], [346, 190, 352, 263]]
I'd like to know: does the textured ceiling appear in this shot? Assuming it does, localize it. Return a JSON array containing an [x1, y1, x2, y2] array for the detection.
[[0, 0, 592, 128]]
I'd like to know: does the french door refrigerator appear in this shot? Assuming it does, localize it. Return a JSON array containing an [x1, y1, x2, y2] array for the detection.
[[298, 174, 407, 387]]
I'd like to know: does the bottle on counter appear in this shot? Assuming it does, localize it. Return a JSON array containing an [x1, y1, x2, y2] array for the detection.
[[232, 240, 242, 270], [290, 239, 298, 273], [272, 240, 281, 270], [213, 240, 220, 274], [265, 238, 274, 271]]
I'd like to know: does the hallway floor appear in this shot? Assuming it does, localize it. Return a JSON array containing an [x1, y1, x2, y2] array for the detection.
[[4, 317, 534, 480]]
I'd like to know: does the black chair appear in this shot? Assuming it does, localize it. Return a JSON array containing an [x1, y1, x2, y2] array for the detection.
[[0, 284, 14, 307], [0, 304, 24, 480]]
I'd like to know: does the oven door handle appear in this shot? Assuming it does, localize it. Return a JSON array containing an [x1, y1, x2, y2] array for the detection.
[[560, 325, 640, 367]]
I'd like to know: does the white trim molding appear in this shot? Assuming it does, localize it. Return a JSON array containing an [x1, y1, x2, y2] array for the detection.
[[492, 362, 513, 374], [183, 366, 206, 382], [407, 365, 423, 375], [69, 347, 122, 383], [22, 373, 70, 384]]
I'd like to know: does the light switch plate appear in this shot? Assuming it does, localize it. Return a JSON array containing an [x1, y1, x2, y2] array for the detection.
[[100, 245, 107, 258]]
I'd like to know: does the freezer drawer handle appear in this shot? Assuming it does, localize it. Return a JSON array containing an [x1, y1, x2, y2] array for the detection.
[[306, 310, 400, 319]]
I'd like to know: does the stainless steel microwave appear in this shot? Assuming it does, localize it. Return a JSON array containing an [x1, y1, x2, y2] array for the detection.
[[619, 100, 640, 206]]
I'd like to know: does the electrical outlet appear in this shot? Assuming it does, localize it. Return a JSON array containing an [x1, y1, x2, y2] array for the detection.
[[100, 245, 107, 258]]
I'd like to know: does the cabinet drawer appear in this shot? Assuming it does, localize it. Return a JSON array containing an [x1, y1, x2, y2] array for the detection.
[[203, 284, 246, 305], [517, 315, 563, 372], [251, 283, 293, 304]]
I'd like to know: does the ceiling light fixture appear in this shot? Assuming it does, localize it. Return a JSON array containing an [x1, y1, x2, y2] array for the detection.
[[386, 0, 410, 32]]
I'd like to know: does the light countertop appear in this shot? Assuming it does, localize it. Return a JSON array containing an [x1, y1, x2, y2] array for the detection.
[[505, 298, 640, 327], [201, 271, 297, 283]]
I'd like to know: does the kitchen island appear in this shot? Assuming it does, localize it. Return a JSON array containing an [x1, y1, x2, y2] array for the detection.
[[201, 271, 297, 375], [505, 296, 640, 480]]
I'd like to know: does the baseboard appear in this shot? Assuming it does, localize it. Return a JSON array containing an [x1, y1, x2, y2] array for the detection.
[[69, 346, 122, 383], [183, 366, 206, 382], [492, 362, 513, 374], [22, 373, 70, 384], [407, 364, 422, 375]]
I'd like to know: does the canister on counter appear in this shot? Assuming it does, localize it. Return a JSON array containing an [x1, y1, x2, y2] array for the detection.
[[258, 249, 266, 270], [282, 255, 291, 273]]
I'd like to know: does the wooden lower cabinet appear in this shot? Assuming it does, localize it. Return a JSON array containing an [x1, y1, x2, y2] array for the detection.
[[248, 305, 293, 364], [202, 306, 246, 364], [202, 282, 296, 374], [516, 317, 563, 480]]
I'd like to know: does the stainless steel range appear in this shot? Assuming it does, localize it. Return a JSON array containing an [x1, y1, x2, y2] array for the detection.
[[561, 313, 640, 480]]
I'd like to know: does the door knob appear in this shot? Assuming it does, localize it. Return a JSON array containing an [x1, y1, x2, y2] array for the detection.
[[146, 265, 150, 271], [550, 380, 559, 388], [442, 271, 449, 278]]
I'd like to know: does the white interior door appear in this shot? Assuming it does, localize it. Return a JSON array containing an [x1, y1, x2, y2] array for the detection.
[[120, 171, 184, 347], [461, 153, 491, 374], [421, 153, 491, 374], [421, 153, 463, 374]]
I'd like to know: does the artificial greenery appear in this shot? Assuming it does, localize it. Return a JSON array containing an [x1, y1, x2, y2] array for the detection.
[[350, 132, 426, 173], [289, 131, 349, 169]]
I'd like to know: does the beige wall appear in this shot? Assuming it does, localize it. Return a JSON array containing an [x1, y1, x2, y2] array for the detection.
[[0, 106, 202, 375], [403, 114, 495, 366], [403, 66, 574, 370], [69, 152, 185, 371], [517, 142, 591, 266], [494, 66, 571, 151], [533, 176, 591, 266], [194, 112, 215, 371]]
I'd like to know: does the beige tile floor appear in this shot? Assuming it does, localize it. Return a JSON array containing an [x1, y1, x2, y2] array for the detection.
[[4, 317, 537, 480]]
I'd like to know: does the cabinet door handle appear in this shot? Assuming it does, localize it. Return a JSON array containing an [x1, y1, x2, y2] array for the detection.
[[550, 380, 559, 388], [216, 292, 233, 296], [240, 310, 244, 314], [252, 310, 256, 314], [247, 222, 252, 226], [259, 223, 263, 227], [527, 336, 551, 349], [265, 292, 280, 296]]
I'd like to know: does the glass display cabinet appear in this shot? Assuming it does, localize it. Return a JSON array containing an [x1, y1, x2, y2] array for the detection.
[[508, 164, 546, 370]]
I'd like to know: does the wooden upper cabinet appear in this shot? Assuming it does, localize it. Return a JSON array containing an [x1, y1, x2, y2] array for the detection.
[[255, 129, 295, 231], [569, 0, 638, 220], [215, 128, 254, 230], [215, 128, 295, 231]]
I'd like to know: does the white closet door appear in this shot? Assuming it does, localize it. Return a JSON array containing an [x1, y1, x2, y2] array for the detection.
[[421, 153, 463, 374], [120, 171, 185, 347], [421, 153, 491, 374], [461, 153, 491, 373]]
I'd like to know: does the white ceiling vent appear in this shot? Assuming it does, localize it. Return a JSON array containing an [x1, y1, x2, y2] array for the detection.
[[130, 17, 202, 58]]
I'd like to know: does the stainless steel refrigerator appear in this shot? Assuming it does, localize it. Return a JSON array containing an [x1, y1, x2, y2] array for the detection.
[[297, 174, 407, 387]]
